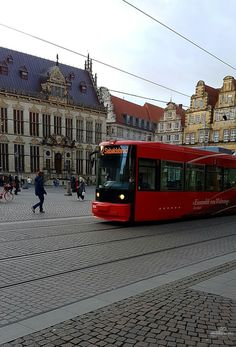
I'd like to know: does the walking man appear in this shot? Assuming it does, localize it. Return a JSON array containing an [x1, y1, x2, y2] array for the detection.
[[31, 171, 47, 213], [14, 176, 20, 195]]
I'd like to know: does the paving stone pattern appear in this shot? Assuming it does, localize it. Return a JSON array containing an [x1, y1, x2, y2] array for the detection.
[[1, 262, 236, 347], [0, 186, 95, 223], [1, 235, 236, 327], [0, 228, 236, 287]]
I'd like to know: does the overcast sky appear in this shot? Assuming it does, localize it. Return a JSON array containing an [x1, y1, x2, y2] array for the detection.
[[1, 0, 236, 109]]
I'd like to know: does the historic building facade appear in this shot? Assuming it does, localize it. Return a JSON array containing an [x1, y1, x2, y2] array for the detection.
[[212, 76, 236, 151], [155, 101, 185, 144], [1, 47, 236, 184], [184, 80, 219, 146], [99, 87, 163, 141], [0, 47, 106, 182], [184, 78, 236, 152]]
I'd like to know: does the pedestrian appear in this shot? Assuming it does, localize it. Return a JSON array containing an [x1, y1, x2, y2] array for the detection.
[[76, 176, 86, 200], [13, 176, 20, 195], [71, 176, 76, 192], [27, 176, 32, 186], [8, 174, 13, 192], [31, 171, 47, 213]]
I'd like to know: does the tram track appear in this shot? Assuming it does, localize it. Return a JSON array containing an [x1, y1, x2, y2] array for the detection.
[[0, 229, 235, 290], [0, 216, 235, 330], [0, 224, 235, 264], [0, 217, 235, 261], [0, 214, 235, 245], [0, 218, 102, 234], [0, 222, 126, 243]]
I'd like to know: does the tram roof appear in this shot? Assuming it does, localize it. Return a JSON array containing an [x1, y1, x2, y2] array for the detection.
[[99, 140, 236, 160]]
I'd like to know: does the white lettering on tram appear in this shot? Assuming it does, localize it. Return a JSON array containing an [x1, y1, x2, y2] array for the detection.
[[193, 198, 229, 206]]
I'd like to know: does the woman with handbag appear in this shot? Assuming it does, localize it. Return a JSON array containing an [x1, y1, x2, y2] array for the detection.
[[76, 176, 86, 200]]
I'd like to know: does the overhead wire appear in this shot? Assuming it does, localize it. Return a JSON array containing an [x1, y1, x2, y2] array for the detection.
[[108, 88, 188, 107], [0, 22, 190, 98], [122, 0, 236, 71]]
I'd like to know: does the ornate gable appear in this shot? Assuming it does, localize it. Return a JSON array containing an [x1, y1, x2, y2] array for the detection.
[[48, 66, 66, 84], [31, 138, 40, 145], [0, 99, 8, 108], [0, 134, 9, 142], [41, 65, 68, 104], [14, 136, 24, 144], [29, 105, 40, 113]]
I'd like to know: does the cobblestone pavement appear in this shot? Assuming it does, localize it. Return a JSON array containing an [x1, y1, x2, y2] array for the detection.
[[1, 262, 236, 347], [0, 185, 95, 222], [0, 187, 236, 346]]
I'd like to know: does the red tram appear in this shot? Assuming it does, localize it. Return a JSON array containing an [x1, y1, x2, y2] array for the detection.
[[92, 141, 236, 222]]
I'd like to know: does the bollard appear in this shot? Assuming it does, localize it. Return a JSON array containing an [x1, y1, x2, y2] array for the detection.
[[64, 180, 72, 196]]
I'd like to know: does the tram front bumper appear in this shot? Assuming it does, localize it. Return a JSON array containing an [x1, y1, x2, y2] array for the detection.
[[92, 201, 131, 222]]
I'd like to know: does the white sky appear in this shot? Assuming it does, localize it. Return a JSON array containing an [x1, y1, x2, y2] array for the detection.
[[1, 0, 236, 108]]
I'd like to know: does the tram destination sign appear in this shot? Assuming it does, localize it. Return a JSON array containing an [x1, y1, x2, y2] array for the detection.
[[101, 145, 129, 155]]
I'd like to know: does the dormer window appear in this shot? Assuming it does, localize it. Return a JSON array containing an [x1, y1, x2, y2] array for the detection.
[[79, 81, 87, 93], [7, 55, 13, 64], [0, 61, 8, 75], [69, 72, 75, 80], [51, 85, 65, 98], [19, 66, 28, 80], [66, 81, 72, 89]]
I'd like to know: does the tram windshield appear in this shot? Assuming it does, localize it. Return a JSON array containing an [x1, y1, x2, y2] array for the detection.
[[97, 144, 135, 189]]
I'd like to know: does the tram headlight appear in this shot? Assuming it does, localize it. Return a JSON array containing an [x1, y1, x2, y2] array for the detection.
[[96, 192, 100, 198], [119, 194, 125, 200]]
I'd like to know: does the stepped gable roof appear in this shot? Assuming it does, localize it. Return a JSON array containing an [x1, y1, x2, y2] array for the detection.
[[174, 103, 186, 126], [0, 47, 102, 109], [222, 75, 236, 89], [144, 102, 164, 122], [111, 95, 150, 125], [205, 85, 219, 108]]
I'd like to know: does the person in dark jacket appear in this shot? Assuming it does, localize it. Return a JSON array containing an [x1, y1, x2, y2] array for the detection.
[[31, 171, 47, 213], [8, 174, 13, 192], [14, 176, 20, 195]]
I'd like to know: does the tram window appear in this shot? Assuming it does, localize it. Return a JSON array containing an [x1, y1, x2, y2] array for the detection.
[[186, 164, 205, 191], [223, 168, 236, 189], [205, 166, 223, 191], [138, 159, 156, 190], [160, 161, 184, 191]]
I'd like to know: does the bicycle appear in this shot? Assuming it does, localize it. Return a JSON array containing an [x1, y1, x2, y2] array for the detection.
[[0, 184, 14, 202]]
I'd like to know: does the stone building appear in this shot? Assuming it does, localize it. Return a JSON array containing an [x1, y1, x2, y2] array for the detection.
[[212, 76, 236, 151], [184, 78, 236, 151], [99, 87, 163, 141], [0, 47, 106, 182], [184, 80, 219, 147], [155, 101, 185, 144]]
